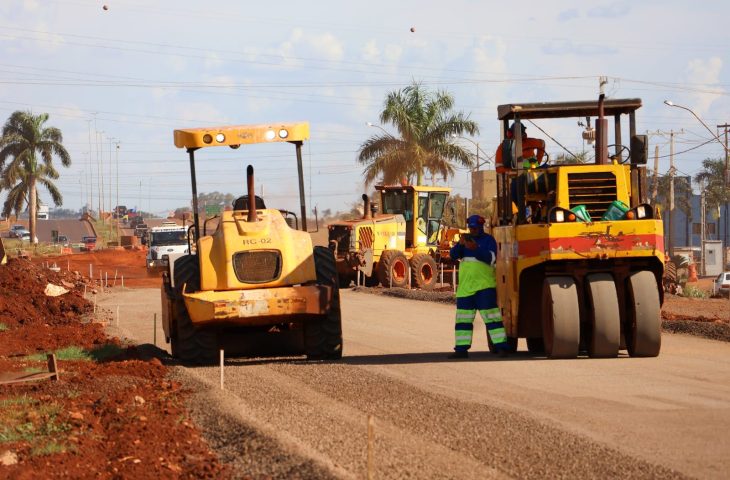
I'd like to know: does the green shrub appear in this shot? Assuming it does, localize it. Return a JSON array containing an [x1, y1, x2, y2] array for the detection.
[[682, 285, 708, 299]]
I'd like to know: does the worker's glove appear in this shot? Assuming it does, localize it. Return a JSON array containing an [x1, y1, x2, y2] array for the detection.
[[489, 251, 497, 266]]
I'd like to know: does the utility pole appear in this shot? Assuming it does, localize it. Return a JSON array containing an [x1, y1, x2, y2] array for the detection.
[[701, 186, 707, 276], [718, 123, 729, 270], [649, 129, 685, 256], [669, 130, 675, 256], [651, 144, 660, 201]]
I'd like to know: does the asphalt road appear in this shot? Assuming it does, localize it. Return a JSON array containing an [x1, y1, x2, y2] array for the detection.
[[100, 288, 730, 479]]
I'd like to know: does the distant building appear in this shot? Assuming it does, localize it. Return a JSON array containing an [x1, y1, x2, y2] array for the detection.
[[37, 204, 49, 220]]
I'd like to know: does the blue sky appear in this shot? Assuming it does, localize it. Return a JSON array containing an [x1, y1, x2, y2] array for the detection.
[[1, 0, 728, 216]]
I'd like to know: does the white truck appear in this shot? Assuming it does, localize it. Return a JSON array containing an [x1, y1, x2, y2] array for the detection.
[[146, 222, 189, 273]]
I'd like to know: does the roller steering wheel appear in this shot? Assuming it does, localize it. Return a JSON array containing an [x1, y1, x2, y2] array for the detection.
[[607, 144, 631, 164]]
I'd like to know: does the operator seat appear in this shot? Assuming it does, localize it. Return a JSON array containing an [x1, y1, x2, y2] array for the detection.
[[232, 195, 266, 211]]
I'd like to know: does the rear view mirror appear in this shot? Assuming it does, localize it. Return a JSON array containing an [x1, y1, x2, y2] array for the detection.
[[630, 135, 648, 165]]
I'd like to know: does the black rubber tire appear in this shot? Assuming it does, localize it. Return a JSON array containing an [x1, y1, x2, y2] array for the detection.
[[541, 277, 580, 359], [526, 337, 545, 354], [170, 255, 217, 364], [305, 246, 344, 360], [586, 273, 620, 358], [626, 270, 661, 357], [410, 253, 438, 291], [377, 250, 409, 288]]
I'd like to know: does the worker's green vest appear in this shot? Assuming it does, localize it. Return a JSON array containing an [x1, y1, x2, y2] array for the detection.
[[456, 257, 496, 298]]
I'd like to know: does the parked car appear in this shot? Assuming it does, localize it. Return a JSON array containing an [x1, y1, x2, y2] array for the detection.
[[9, 224, 26, 238], [713, 271, 730, 297], [19, 231, 31, 242]]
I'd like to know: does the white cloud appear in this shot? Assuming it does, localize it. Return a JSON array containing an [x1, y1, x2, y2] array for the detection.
[[686, 56, 724, 115], [587, 2, 631, 18], [383, 44, 403, 63], [361, 39, 380, 63], [204, 52, 223, 70], [277, 28, 344, 65]]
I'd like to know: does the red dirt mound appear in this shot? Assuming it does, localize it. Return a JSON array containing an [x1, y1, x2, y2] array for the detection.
[[0, 254, 230, 478]]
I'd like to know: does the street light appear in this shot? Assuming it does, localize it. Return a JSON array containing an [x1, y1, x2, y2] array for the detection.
[[366, 121, 392, 136], [664, 99, 730, 274], [663, 100, 730, 157], [450, 134, 492, 171]]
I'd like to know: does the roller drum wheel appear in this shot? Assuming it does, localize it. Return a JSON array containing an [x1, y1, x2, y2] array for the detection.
[[305, 246, 344, 360], [626, 270, 661, 357], [541, 277, 580, 359], [170, 255, 217, 364], [586, 273, 620, 358]]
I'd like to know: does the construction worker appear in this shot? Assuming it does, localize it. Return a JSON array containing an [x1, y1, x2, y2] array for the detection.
[[448, 214, 509, 359], [495, 123, 545, 173]]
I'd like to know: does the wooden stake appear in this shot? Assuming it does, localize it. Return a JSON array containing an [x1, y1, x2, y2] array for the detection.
[[219, 349, 225, 390], [367, 415, 374, 480], [47, 353, 59, 381], [153, 313, 157, 346], [113, 269, 118, 287]]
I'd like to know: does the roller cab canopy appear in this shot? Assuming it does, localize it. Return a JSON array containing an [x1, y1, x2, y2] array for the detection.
[[174, 122, 310, 149], [497, 99, 642, 121]]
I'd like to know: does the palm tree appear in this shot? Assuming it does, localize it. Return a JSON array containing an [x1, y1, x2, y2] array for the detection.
[[694, 158, 730, 213], [358, 82, 478, 186], [0, 111, 71, 243]]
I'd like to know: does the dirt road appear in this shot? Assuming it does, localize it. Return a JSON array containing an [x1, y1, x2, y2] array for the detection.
[[99, 288, 729, 479]]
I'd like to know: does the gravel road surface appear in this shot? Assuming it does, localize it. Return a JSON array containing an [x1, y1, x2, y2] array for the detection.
[[99, 288, 730, 479]]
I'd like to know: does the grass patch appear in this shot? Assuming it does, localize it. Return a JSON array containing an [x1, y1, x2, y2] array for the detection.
[[26, 346, 91, 362], [0, 396, 34, 408], [683, 285, 708, 299], [0, 401, 71, 445], [31, 440, 72, 457], [26, 343, 124, 363], [0, 323, 8, 332]]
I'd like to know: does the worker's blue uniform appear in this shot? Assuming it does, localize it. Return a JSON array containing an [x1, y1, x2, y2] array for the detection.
[[450, 230, 508, 353]]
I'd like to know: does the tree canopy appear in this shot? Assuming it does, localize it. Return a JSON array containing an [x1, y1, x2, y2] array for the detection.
[[0, 111, 71, 243], [358, 82, 478, 186]]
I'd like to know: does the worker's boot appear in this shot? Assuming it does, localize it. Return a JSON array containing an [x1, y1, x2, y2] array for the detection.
[[447, 350, 469, 359]]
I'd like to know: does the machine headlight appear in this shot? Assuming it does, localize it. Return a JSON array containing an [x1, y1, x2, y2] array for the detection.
[[265, 129, 276, 140], [203, 134, 213, 144], [215, 133, 225, 143], [278, 129, 289, 139], [555, 210, 565, 222], [636, 205, 646, 219]]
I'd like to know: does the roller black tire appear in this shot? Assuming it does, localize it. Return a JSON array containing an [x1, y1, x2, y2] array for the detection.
[[378, 250, 409, 288], [586, 273, 620, 358], [170, 255, 217, 364], [526, 338, 545, 354], [541, 277, 580, 359], [305, 246, 343, 360], [626, 270, 661, 357], [410, 253, 438, 291]]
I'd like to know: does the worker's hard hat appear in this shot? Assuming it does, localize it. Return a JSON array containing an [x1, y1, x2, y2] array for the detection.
[[466, 214, 485, 228], [509, 123, 526, 134]]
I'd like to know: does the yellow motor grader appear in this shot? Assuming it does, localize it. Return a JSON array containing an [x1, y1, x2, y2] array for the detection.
[[493, 96, 664, 359], [327, 184, 463, 290], [161, 122, 342, 363]]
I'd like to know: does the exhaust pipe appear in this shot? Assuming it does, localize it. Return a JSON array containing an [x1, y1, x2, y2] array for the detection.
[[247, 165, 257, 222], [595, 94, 608, 165], [362, 194, 371, 219]]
